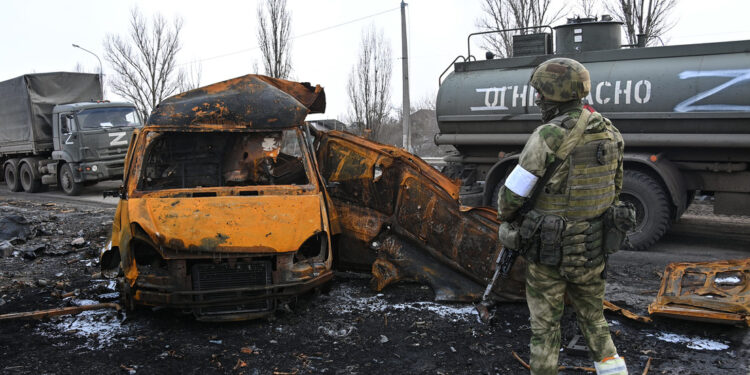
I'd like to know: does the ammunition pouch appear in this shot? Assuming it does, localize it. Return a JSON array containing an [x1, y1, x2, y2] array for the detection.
[[519, 211, 567, 266], [538, 215, 565, 266], [518, 210, 544, 261], [603, 201, 637, 254]]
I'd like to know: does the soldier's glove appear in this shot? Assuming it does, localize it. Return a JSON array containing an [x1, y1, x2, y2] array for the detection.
[[498, 221, 520, 250]]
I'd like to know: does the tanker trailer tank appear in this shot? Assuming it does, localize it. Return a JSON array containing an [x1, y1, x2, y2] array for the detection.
[[436, 17, 750, 250]]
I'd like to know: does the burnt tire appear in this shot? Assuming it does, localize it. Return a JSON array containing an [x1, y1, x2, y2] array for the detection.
[[19, 162, 42, 193], [59, 163, 83, 196], [4, 161, 22, 192], [620, 170, 671, 251]]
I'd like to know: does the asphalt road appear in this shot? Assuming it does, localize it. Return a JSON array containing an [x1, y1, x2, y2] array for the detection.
[[0, 180, 121, 207]]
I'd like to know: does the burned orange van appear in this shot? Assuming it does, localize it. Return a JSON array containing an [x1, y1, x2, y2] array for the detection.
[[100, 75, 332, 321]]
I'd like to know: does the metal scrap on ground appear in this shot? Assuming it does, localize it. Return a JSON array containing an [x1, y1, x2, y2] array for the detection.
[[648, 257, 750, 326], [0, 303, 121, 321]]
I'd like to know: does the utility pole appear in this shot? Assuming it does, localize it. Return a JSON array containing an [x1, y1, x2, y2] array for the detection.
[[400, 0, 412, 152]]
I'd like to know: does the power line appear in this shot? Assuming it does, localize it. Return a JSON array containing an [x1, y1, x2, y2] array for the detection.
[[178, 6, 400, 67]]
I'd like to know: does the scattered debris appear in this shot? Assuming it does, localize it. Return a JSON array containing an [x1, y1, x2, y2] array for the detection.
[[511, 351, 531, 370], [603, 300, 653, 323], [0, 240, 13, 257], [317, 322, 356, 338], [0, 303, 121, 321], [642, 357, 652, 375], [0, 215, 31, 241], [565, 334, 589, 356], [511, 350, 596, 372], [648, 257, 750, 326], [71, 237, 86, 247]]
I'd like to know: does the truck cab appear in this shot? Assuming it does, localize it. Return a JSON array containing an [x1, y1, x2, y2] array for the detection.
[[50, 102, 141, 194]]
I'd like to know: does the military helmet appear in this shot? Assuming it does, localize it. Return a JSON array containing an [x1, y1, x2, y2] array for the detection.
[[529, 58, 591, 102]]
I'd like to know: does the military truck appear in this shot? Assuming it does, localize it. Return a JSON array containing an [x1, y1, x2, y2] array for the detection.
[[436, 17, 750, 250], [1, 72, 140, 195]]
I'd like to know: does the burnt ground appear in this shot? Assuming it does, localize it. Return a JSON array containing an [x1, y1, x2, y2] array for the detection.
[[0, 197, 749, 375]]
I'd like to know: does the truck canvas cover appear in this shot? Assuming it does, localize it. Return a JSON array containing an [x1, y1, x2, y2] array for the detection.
[[0, 72, 102, 154]]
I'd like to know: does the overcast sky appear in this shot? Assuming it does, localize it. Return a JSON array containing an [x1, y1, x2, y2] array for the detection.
[[2, 0, 749, 121]]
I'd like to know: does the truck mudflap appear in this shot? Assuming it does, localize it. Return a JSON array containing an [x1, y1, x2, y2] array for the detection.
[[648, 257, 750, 326], [314, 128, 526, 302]]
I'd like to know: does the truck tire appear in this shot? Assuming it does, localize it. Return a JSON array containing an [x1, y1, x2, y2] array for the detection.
[[4, 161, 22, 192], [620, 170, 671, 251], [59, 163, 83, 196], [19, 163, 42, 193]]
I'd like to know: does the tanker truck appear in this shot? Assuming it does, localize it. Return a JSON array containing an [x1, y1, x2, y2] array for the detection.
[[1, 72, 141, 195], [435, 17, 750, 250]]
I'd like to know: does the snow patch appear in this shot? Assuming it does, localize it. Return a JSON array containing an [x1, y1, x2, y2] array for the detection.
[[327, 285, 476, 321], [647, 332, 729, 351], [715, 276, 741, 284], [37, 309, 130, 349]]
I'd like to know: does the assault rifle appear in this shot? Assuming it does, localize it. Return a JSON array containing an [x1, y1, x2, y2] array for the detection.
[[475, 245, 519, 324]]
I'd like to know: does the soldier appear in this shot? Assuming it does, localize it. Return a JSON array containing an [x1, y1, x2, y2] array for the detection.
[[497, 58, 634, 375]]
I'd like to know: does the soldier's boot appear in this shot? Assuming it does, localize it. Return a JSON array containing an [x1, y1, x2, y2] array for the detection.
[[594, 354, 628, 375]]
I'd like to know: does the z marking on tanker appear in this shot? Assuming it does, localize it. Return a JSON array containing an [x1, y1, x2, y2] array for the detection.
[[674, 69, 750, 112], [471, 81, 651, 112]]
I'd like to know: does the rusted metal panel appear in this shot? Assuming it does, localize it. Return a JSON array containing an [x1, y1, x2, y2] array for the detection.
[[648, 257, 750, 326], [147, 75, 325, 128], [127, 196, 326, 254], [314, 129, 525, 302]]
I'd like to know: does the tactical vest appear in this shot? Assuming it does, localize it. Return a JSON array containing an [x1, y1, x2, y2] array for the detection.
[[534, 113, 620, 221]]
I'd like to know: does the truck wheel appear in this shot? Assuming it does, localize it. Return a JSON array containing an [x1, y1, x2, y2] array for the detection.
[[4, 161, 22, 192], [19, 163, 42, 193], [620, 170, 671, 251], [59, 164, 83, 196]]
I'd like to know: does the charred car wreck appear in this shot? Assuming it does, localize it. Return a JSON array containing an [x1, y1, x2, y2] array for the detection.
[[101, 74, 525, 321], [101, 76, 332, 321]]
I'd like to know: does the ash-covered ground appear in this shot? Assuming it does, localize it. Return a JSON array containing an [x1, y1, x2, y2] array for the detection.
[[0, 197, 748, 374]]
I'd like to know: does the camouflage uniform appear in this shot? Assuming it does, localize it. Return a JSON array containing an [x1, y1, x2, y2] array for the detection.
[[497, 59, 625, 375]]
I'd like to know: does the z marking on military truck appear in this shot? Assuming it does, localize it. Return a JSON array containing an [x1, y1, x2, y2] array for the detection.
[[470, 80, 652, 111], [108, 132, 128, 146], [674, 69, 750, 112]]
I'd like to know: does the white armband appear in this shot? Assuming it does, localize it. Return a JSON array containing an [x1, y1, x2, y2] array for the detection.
[[504, 165, 538, 198]]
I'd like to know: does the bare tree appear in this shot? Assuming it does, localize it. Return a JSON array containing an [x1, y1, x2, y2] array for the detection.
[[605, 0, 677, 46], [257, 0, 292, 79], [104, 8, 185, 120], [577, 0, 599, 18], [346, 25, 393, 141], [177, 62, 203, 92], [411, 91, 436, 112], [476, 0, 566, 58]]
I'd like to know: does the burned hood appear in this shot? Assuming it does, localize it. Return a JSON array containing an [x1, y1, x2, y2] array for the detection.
[[147, 75, 326, 128], [128, 195, 326, 254]]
